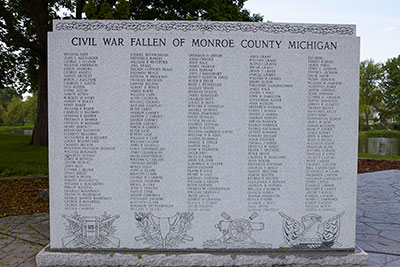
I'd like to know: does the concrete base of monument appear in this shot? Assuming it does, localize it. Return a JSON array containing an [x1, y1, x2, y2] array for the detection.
[[36, 245, 368, 267]]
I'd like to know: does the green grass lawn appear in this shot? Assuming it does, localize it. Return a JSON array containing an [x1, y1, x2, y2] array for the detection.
[[359, 129, 400, 138], [358, 153, 400, 160], [0, 134, 48, 177]]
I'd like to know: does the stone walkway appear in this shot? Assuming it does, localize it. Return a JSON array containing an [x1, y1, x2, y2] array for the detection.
[[0, 170, 399, 266], [357, 170, 400, 266], [0, 213, 48, 266]]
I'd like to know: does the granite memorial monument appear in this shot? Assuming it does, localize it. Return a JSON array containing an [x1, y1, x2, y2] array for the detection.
[[37, 20, 366, 266]]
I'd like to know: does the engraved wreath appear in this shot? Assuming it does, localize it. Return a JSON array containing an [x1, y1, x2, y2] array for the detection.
[[55, 21, 354, 35]]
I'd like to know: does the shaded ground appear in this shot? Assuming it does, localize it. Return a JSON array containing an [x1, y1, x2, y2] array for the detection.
[[0, 134, 48, 177], [0, 178, 48, 218], [358, 158, 400, 173]]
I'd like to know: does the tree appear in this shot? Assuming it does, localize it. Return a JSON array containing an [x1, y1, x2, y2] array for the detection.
[[1, 0, 262, 146], [0, 92, 36, 125], [127, 0, 262, 21], [80, 0, 262, 21], [0, 0, 72, 145], [0, 105, 5, 124], [0, 43, 30, 93], [2, 96, 25, 125], [381, 55, 400, 124], [359, 59, 382, 128], [25, 94, 37, 124], [0, 87, 20, 110], [0, 87, 18, 124]]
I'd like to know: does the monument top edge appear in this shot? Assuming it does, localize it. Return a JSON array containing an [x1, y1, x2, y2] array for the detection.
[[51, 20, 356, 36]]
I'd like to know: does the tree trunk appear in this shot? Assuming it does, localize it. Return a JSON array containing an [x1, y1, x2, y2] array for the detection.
[[365, 110, 369, 127], [76, 0, 85, 19], [29, 0, 48, 146], [30, 51, 48, 146]]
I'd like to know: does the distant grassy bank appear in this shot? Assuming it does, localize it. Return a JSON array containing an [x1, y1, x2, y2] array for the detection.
[[359, 129, 400, 138], [358, 153, 400, 160], [0, 124, 34, 135], [0, 134, 48, 177]]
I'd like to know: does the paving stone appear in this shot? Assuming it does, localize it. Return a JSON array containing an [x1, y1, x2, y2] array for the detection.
[[28, 213, 49, 225], [0, 254, 29, 266], [357, 170, 400, 266], [356, 240, 379, 252], [9, 231, 49, 246], [385, 255, 400, 267], [16, 254, 37, 267], [0, 238, 40, 266], [0, 248, 7, 259], [356, 223, 381, 235], [357, 233, 380, 242], [371, 240, 400, 255], [367, 252, 385, 267], [360, 213, 400, 224], [379, 230, 400, 243], [4, 221, 49, 247], [0, 215, 29, 229], [0, 233, 15, 249], [365, 223, 400, 232], [29, 221, 50, 239], [0, 214, 49, 266], [2, 237, 42, 256], [8, 221, 40, 234], [391, 183, 400, 190], [357, 231, 400, 255]]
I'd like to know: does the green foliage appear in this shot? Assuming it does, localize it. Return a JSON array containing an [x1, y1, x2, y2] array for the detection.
[[381, 55, 400, 123], [24, 94, 37, 124], [99, 2, 114, 19], [0, 1, 66, 93], [359, 59, 383, 127], [83, 0, 262, 21], [2, 97, 25, 125], [114, 0, 130, 19], [0, 87, 20, 110], [85, 0, 132, 20], [358, 56, 400, 129], [0, 44, 26, 93], [83, 0, 129, 19], [0, 94, 37, 126], [0, 134, 48, 177], [0, 105, 5, 124]]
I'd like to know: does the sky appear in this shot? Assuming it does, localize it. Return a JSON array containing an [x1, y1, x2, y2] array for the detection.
[[244, 0, 400, 63]]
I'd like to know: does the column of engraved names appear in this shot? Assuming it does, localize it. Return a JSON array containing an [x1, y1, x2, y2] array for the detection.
[[306, 56, 341, 212], [248, 55, 289, 212], [63, 52, 111, 211], [187, 53, 229, 212], [130, 53, 173, 211]]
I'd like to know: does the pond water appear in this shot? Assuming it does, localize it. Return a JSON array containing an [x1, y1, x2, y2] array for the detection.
[[0, 129, 33, 135], [358, 137, 400, 156]]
